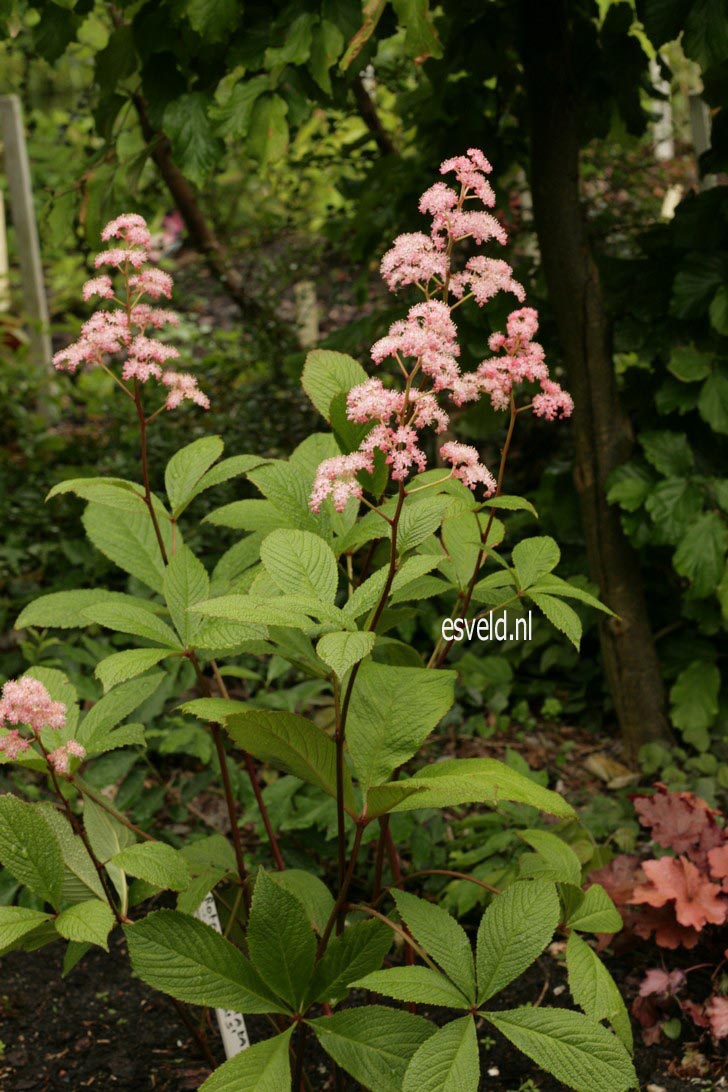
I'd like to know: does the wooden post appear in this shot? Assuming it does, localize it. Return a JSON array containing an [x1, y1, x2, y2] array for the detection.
[[0, 94, 52, 367]]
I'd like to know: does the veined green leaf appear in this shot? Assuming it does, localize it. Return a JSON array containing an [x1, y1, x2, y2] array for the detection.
[[302, 349, 368, 420], [0, 796, 63, 908], [199, 1029, 292, 1091], [82, 501, 174, 592], [566, 884, 622, 934], [566, 933, 633, 1051], [247, 870, 316, 1010], [82, 602, 181, 648], [512, 536, 560, 590], [165, 436, 224, 515], [95, 648, 174, 693], [518, 830, 582, 886], [309, 1006, 435, 1092], [403, 1016, 479, 1092], [308, 920, 391, 1005], [316, 630, 375, 679], [261, 529, 339, 603], [111, 842, 189, 892], [0, 906, 51, 955], [392, 890, 475, 1002], [476, 880, 559, 1003], [354, 966, 470, 1009], [163, 546, 210, 645], [56, 898, 115, 950]]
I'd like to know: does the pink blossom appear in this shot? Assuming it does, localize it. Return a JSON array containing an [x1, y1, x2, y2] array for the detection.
[[95, 247, 148, 270], [450, 257, 525, 307], [362, 424, 427, 480], [347, 378, 404, 425], [706, 995, 728, 1039], [371, 301, 460, 391], [130, 304, 180, 330], [380, 232, 448, 292], [449, 373, 483, 407], [130, 268, 174, 300], [445, 209, 507, 246], [418, 182, 458, 219], [82, 276, 114, 302], [48, 739, 86, 776], [161, 371, 210, 410], [409, 391, 449, 433], [310, 452, 374, 512], [638, 968, 686, 997], [507, 307, 539, 340], [0, 730, 32, 759], [440, 441, 496, 494], [532, 379, 574, 420], [440, 148, 496, 206], [0, 677, 66, 733], [101, 213, 151, 249]]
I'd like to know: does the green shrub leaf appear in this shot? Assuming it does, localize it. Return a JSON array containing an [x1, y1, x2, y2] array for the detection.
[[95, 648, 173, 693], [316, 630, 376, 679], [353, 966, 470, 1009], [0, 906, 51, 954], [476, 880, 559, 1003], [56, 898, 115, 950], [566, 884, 622, 934], [82, 601, 181, 648], [392, 889, 475, 1001], [518, 830, 582, 885], [163, 546, 210, 645], [261, 529, 338, 603], [527, 592, 582, 650], [403, 1016, 479, 1092], [199, 1028, 292, 1091], [308, 920, 392, 1005], [247, 870, 316, 1009], [111, 842, 190, 892], [309, 1006, 435, 1092], [512, 536, 561, 590], [0, 796, 64, 908], [566, 933, 633, 1051], [302, 349, 368, 420]]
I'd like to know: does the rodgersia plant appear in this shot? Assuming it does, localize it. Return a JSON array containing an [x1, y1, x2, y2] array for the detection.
[[1, 155, 637, 1091]]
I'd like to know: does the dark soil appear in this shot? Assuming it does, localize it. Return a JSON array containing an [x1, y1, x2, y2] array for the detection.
[[1, 934, 723, 1090]]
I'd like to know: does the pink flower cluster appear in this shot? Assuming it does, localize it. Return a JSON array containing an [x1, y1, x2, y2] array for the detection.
[[53, 214, 208, 412], [309, 150, 573, 514], [48, 739, 86, 776], [0, 677, 66, 759]]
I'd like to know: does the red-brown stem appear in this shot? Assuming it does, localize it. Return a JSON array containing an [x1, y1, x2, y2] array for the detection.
[[317, 823, 365, 958], [292, 1023, 309, 1092], [333, 683, 346, 897], [390, 868, 501, 896], [72, 776, 156, 842]]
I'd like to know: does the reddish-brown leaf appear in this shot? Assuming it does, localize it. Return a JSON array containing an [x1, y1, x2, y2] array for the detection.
[[630, 856, 727, 931], [633, 784, 723, 867]]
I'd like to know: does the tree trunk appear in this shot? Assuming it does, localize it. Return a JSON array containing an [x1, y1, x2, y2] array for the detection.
[[520, 0, 671, 754]]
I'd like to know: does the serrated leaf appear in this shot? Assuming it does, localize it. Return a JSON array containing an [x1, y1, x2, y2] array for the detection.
[[165, 437, 224, 516], [261, 529, 338, 603], [354, 966, 470, 1009], [403, 1016, 479, 1092], [163, 546, 210, 645], [82, 602, 181, 648], [46, 477, 146, 511], [669, 660, 720, 749], [302, 349, 368, 421], [0, 906, 51, 954], [112, 842, 190, 892], [316, 630, 376, 679], [164, 93, 223, 186], [698, 371, 728, 434], [82, 796, 135, 908], [392, 890, 475, 1001], [566, 933, 633, 1051], [78, 673, 164, 753], [518, 830, 582, 886], [309, 920, 392, 1005], [179, 697, 246, 723], [82, 501, 172, 592], [347, 662, 455, 792], [673, 512, 727, 598], [367, 758, 575, 820], [567, 884, 623, 934], [484, 1007, 636, 1091], [15, 589, 157, 631], [528, 592, 582, 650], [199, 1028, 292, 1092], [248, 870, 316, 1010], [398, 497, 451, 554], [38, 805, 106, 906], [528, 575, 613, 614], [95, 648, 173, 693], [125, 909, 286, 1012], [269, 870, 334, 935], [309, 1006, 435, 1092], [0, 796, 63, 907], [476, 880, 559, 1003], [247, 94, 289, 163], [191, 593, 351, 631], [512, 536, 560, 590], [226, 710, 356, 814], [640, 431, 693, 476], [482, 494, 538, 517], [56, 898, 115, 950]]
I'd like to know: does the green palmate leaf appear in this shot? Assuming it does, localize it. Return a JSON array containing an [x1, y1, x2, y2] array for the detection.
[[247, 870, 316, 1010], [476, 880, 559, 1003], [261, 529, 339, 603], [15, 589, 158, 631], [82, 501, 173, 592], [269, 870, 334, 935], [46, 477, 146, 511], [55, 898, 115, 950], [165, 436, 224, 516], [0, 796, 63, 907], [199, 1029, 292, 1092], [309, 920, 392, 1005], [124, 909, 286, 1012], [346, 662, 455, 792], [78, 672, 164, 753], [164, 92, 223, 186], [567, 884, 622, 934], [309, 1006, 435, 1092], [163, 546, 210, 645], [398, 497, 452, 554], [95, 648, 174, 693], [528, 574, 613, 614], [640, 431, 693, 476], [566, 933, 633, 1051], [482, 494, 538, 517], [392, 890, 475, 1001], [528, 592, 582, 650], [0, 906, 51, 954], [38, 805, 106, 906], [316, 630, 376, 679], [226, 710, 356, 813], [403, 1016, 479, 1092], [302, 349, 368, 421], [483, 1007, 636, 1092], [673, 512, 727, 598], [354, 966, 470, 1009], [82, 602, 181, 648], [669, 660, 720, 750], [111, 842, 190, 892], [367, 758, 575, 821], [698, 370, 728, 434], [512, 536, 561, 590], [518, 830, 582, 885]]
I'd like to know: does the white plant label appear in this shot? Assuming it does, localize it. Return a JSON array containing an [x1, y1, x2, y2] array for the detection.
[[194, 891, 250, 1057]]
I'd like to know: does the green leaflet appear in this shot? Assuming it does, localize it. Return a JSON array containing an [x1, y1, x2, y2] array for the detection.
[[226, 709, 357, 814], [111, 842, 190, 892], [0, 906, 51, 955], [484, 1006, 637, 1092], [199, 1029, 292, 1091], [476, 880, 559, 1003], [512, 535, 560, 589], [38, 805, 106, 906], [247, 870, 316, 1010], [367, 758, 575, 820], [309, 1006, 436, 1092], [566, 933, 633, 1051], [518, 829, 583, 886], [165, 436, 224, 515], [163, 546, 210, 645], [527, 592, 582, 650], [0, 796, 64, 908], [15, 588, 163, 631], [346, 662, 455, 793], [403, 1016, 479, 1092], [308, 920, 392, 1005], [82, 501, 175, 592], [316, 630, 376, 680], [82, 601, 181, 648], [46, 476, 146, 511], [77, 672, 164, 753], [269, 870, 334, 935], [82, 796, 135, 911], [124, 909, 287, 1013], [95, 648, 173, 693], [353, 966, 470, 1009], [565, 883, 623, 934], [392, 890, 475, 1002], [301, 349, 368, 420], [261, 528, 339, 603], [55, 899, 115, 950]]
